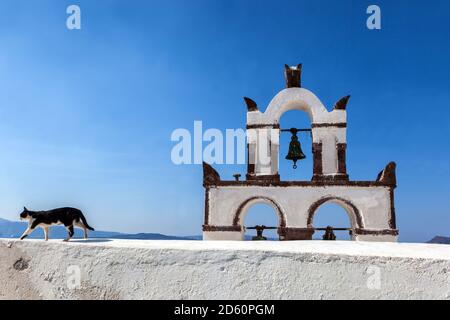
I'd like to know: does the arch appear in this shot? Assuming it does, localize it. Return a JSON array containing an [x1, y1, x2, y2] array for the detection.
[[264, 88, 329, 124], [233, 196, 286, 228], [307, 196, 364, 229]]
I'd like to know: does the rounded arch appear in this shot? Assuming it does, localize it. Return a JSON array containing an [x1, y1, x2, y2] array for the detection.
[[307, 196, 364, 229], [264, 88, 329, 124], [233, 196, 286, 228]]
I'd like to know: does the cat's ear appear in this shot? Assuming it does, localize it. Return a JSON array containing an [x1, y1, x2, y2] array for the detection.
[[23, 206, 28, 211]]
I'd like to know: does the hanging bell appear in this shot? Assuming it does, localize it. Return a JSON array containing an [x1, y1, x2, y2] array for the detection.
[[285, 129, 306, 169]]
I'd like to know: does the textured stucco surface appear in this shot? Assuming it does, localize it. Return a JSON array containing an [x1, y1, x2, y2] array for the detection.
[[207, 186, 391, 228], [205, 185, 396, 241], [1, 239, 448, 300]]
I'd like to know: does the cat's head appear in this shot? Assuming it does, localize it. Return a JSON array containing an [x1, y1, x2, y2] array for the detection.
[[19, 207, 31, 220]]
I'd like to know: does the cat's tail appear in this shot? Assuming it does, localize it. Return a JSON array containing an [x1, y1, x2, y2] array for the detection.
[[80, 213, 95, 231]]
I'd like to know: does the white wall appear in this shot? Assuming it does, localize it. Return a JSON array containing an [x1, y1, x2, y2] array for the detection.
[[1, 239, 448, 300], [207, 185, 391, 229]]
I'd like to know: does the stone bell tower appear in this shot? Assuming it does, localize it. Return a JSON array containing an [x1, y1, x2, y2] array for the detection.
[[202, 64, 398, 242]]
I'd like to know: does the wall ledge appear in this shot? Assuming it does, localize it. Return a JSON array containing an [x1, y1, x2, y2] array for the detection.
[[1, 239, 449, 300]]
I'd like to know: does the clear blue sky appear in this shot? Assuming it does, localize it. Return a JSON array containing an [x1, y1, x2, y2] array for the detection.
[[0, 0, 449, 242]]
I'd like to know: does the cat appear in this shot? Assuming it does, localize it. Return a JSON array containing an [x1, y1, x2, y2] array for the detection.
[[19, 207, 95, 241]]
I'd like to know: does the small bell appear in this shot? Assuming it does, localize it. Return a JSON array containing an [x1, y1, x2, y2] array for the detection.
[[322, 226, 337, 241], [285, 128, 306, 169]]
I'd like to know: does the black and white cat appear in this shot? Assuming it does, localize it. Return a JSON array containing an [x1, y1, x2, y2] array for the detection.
[[19, 207, 95, 241]]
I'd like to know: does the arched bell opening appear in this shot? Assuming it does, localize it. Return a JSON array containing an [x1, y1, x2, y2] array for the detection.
[[243, 204, 280, 240], [278, 110, 313, 181], [310, 203, 353, 240], [233, 197, 286, 241], [307, 197, 364, 241]]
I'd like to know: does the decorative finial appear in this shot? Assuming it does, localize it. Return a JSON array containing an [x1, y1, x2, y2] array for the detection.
[[203, 162, 221, 186], [284, 64, 302, 88], [333, 95, 351, 110], [243, 97, 258, 112], [376, 162, 397, 187]]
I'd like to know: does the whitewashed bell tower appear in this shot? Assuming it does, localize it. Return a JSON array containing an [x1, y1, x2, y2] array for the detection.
[[245, 64, 349, 182], [202, 64, 398, 242]]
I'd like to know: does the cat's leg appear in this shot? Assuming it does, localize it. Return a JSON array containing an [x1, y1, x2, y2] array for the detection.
[[19, 227, 34, 240], [74, 221, 88, 239], [20, 219, 40, 240], [64, 225, 74, 242], [43, 227, 49, 241]]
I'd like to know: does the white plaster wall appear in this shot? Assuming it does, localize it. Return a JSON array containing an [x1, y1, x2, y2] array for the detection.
[[355, 235, 397, 242], [321, 136, 338, 174], [203, 231, 243, 241], [312, 127, 346, 144], [1, 239, 448, 300], [255, 129, 272, 175], [208, 185, 391, 229], [312, 127, 347, 175], [247, 128, 278, 176]]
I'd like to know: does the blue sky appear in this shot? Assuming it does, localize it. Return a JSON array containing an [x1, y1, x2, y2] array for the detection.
[[0, 0, 449, 242]]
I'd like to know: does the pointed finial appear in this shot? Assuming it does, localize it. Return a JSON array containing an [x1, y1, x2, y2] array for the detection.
[[333, 95, 351, 110], [243, 97, 258, 112], [376, 162, 397, 187], [203, 162, 221, 186], [284, 64, 302, 88]]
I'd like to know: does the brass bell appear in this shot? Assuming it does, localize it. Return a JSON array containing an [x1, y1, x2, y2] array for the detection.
[[285, 128, 306, 169]]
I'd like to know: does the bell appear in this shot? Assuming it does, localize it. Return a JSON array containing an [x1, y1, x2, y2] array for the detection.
[[322, 226, 337, 241], [285, 129, 306, 169]]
